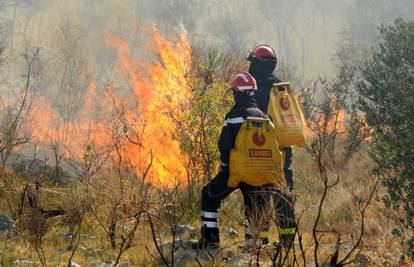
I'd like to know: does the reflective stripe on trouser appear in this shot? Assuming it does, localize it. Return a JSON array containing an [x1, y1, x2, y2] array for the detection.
[[201, 210, 219, 229], [245, 226, 270, 237], [274, 189, 296, 248], [274, 189, 296, 236], [279, 227, 296, 235], [201, 211, 219, 219], [202, 221, 218, 228], [200, 169, 235, 229]]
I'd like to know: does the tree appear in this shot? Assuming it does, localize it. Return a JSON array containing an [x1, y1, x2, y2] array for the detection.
[[358, 18, 414, 259], [174, 47, 236, 212]]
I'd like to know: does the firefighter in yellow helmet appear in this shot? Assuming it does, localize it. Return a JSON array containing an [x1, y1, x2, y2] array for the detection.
[[194, 71, 296, 250]]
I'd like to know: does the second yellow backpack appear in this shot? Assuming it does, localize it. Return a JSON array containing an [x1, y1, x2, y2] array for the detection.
[[228, 117, 285, 189], [268, 82, 307, 148]]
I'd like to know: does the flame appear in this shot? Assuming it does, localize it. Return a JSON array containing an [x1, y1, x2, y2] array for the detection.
[[326, 109, 347, 136], [31, 82, 112, 160], [31, 26, 191, 187], [306, 106, 372, 142], [306, 107, 347, 138], [109, 26, 191, 186]]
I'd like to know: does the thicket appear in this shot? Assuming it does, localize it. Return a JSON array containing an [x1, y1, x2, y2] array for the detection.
[[358, 18, 414, 260]]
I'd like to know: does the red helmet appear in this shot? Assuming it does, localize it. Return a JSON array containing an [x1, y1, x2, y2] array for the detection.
[[230, 71, 257, 92], [248, 45, 277, 61]]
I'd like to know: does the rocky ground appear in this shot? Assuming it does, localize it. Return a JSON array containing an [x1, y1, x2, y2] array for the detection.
[[0, 215, 409, 266]]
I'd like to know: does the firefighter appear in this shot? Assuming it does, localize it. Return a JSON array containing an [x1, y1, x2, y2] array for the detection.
[[246, 44, 296, 248], [195, 72, 295, 250], [247, 44, 294, 190]]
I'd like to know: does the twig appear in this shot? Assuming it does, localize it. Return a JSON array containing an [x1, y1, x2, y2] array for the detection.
[[336, 178, 380, 266], [145, 210, 170, 267]]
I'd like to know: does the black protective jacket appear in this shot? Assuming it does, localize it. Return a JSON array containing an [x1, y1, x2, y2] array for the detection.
[[248, 59, 293, 189], [254, 76, 279, 113], [218, 93, 268, 168], [248, 60, 280, 114]]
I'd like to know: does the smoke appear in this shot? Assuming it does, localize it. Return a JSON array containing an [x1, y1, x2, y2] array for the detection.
[[0, 0, 412, 173], [0, 0, 413, 101]]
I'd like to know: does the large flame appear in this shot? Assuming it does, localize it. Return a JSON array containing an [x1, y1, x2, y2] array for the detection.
[[108, 26, 191, 186], [31, 26, 191, 187]]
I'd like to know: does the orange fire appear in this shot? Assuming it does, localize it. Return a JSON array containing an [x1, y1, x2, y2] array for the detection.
[[31, 82, 112, 161], [306, 108, 346, 138], [306, 106, 372, 142], [31, 26, 191, 187], [326, 109, 347, 136], [108, 26, 191, 186]]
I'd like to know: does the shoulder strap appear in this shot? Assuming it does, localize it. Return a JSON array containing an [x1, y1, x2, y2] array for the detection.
[[223, 117, 244, 126]]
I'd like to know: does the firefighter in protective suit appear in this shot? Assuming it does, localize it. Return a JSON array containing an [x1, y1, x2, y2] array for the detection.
[[195, 71, 296, 250], [247, 45, 294, 190]]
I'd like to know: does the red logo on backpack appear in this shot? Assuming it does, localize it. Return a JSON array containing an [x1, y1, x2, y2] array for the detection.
[[280, 97, 290, 110], [252, 133, 265, 146]]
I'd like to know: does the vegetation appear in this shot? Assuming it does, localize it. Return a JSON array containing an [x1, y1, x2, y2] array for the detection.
[[0, 2, 413, 267], [358, 18, 414, 260]]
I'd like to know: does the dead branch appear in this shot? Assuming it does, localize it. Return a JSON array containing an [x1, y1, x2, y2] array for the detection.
[[0, 48, 39, 166], [336, 178, 380, 266], [146, 210, 171, 267]]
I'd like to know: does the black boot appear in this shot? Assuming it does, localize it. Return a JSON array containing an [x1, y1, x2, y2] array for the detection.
[[193, 227, 220, 250]]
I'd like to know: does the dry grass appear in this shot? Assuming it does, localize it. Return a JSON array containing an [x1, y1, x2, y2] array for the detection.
[[0, 145, 409, 266]]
